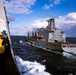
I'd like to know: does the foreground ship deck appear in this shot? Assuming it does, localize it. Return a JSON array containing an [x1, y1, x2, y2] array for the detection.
[[0, 48, 21, 75], [0, 0, 21, 74]]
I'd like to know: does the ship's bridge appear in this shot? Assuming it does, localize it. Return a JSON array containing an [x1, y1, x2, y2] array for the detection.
[[37, 18, 66, 43]]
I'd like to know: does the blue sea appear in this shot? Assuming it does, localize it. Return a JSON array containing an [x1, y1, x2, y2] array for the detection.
[[11, 36, 76, 75]]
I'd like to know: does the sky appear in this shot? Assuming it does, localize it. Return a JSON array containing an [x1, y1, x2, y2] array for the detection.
[[3, 0, 76, 37]]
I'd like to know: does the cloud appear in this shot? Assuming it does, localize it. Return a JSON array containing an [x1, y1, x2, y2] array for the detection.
[[25, 12, 76, 37], [29, 18, 49, 28], [9, 18, 49, 36], [43, 0, 65, 10], [3, 0, 36, 14], [55, 12, 76, 29], [10, 26, 28, 36], [10, 12, 76, 37], [54, 0, 61, 4], [43, 4, 53, 10], [64, 25, 76, 37], [7, 14, 16, 21], [27, 12, 76, 31]]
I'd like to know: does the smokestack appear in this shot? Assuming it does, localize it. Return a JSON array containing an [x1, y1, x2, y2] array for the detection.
[[48, 18, 55, 30]]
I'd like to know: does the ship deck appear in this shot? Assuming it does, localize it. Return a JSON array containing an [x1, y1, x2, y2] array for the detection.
[[0, 48, 21, 75]]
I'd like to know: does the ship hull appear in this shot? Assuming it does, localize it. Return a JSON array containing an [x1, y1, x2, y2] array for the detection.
[[30, 39, 63, 52], [28, 39, 76, 53], [0, 48, 21, 75], [0, 0, 21, 74], [62, 44, 76, 53], [62, 47, 76, 52]]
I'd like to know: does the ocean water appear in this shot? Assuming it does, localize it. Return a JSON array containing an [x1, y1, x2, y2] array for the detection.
[[11, 36, 76, 75]]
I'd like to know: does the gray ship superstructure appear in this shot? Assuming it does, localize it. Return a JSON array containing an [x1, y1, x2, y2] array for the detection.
[[27, 18, 65, 52], [37, 19, 66, 43]]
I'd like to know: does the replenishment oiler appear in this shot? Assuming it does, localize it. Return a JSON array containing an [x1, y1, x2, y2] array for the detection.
[[27, 18, 76, 53]]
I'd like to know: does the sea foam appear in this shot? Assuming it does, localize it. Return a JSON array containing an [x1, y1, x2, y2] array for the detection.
[[15, 56, 51, 75]]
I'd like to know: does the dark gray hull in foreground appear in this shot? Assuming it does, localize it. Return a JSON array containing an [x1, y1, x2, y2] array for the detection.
[[0, 48, 21, 75], [0, 0, 21, 74]]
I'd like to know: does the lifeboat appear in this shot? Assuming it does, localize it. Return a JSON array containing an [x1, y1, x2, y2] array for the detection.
[[37, 35, 43, 39]]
